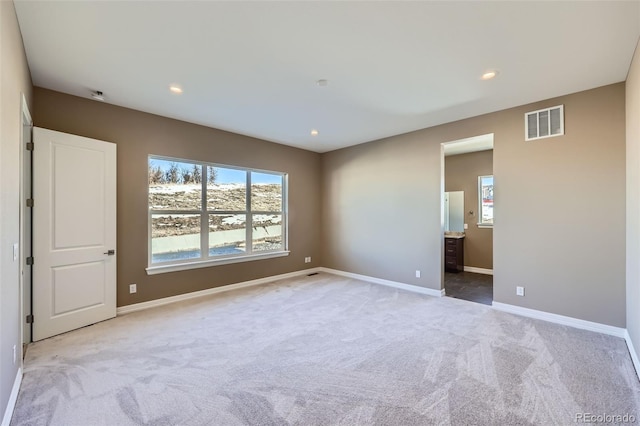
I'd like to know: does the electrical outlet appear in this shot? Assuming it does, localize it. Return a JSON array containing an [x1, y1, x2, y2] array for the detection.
[[415, 270, 421, 278], [129, 284, 137, 294], [516, 286, 525, 296], [304, 257, 311, 263], [13, 345, 16, 364]]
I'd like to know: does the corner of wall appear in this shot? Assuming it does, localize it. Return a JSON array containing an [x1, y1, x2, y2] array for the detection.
[[0, 0, 33, 420], [626, 35, 640, 380]]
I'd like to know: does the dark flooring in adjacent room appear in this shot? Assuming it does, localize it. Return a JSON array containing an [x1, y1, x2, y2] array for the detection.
[[444, 271, 493, 305]]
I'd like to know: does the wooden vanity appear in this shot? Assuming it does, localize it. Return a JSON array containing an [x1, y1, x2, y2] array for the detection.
[[445, 235, 464, 272]]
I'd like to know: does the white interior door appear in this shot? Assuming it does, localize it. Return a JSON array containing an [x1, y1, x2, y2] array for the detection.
[[33, 128, 116, 341]]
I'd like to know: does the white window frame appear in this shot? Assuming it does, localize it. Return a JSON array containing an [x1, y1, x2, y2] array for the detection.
[[146, 155, 289, 275], [478, 175, 494, 228]]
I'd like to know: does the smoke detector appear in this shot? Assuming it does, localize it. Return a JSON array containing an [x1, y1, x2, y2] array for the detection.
[[91, 90, 105, 101]]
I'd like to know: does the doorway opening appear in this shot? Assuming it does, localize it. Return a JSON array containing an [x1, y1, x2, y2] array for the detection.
[[441, 134, 494, 305]]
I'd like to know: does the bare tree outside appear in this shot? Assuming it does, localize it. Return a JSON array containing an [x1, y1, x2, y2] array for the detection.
[[207, 166, 217, 184], [180, 167, 193, 184], [148, 161, 164, 184], [192, 164, 201, 184], [165, 162, 179, 183]]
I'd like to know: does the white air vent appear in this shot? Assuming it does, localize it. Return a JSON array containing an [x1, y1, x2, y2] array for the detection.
[[525, 105, 564, 141]]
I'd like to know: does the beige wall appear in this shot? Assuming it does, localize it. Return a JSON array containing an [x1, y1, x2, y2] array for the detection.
[[33, 88, 322, 308], [322, 132, 443, 288], [323, 83, 626, 327], [626, 39, 640, 365], [445, 150, 493, 270], [0, 0, 33, 418]]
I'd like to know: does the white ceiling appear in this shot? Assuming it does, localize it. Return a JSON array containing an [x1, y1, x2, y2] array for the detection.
[[14, 1, 640, 153]]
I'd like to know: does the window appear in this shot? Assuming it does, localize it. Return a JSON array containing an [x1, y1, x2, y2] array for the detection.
[[478, 175, 493, 227], [147, 156, 287, 273]]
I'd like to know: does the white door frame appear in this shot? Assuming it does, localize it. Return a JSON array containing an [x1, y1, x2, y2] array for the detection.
[[440, 133, 495, 291], [19, 94, 32, 349]]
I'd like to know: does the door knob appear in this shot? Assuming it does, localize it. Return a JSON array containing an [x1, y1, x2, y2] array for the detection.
[[104, 249, 115, 255]]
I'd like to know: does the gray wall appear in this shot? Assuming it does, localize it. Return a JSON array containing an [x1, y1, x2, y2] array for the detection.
[[445, 150, 493, 270], [626, 38, 640, 365], [321, 132, 443, 289], [323, 83, 626, 327], [33, 88, 322, 308], [0, 0, 33, 419]]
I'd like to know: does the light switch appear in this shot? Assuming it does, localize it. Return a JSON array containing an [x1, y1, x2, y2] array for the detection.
[[13, 243, 18, 262]]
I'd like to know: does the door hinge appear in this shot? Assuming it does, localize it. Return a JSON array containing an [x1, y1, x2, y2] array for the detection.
[[26, 198, 34, 207], [26, 314, 33, 324], [26, 257, 34, 265], [26, 142, 34, 151]]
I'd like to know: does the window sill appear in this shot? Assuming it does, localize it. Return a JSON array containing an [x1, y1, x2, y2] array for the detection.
[[477, 223, 493, 229], [146, 251, 290, 275]]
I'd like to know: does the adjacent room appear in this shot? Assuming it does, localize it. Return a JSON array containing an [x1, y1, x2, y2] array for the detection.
[[2, 1, 640, 425], [443, 134, 494, 305]]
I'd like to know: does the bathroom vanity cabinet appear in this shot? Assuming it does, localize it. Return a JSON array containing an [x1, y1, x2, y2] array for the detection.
[[445, 237, 464, 272]]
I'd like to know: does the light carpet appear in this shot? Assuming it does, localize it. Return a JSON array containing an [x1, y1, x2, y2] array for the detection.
[[11, 273, 640, 425]]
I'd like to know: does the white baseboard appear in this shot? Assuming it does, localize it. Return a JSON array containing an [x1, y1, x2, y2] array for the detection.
[[319, 267, 444, 297], [118, 266, 443, 316], [2, 368, 22, 426], [491, 302, 626, 338], [624, 330, 640, 381], [463, 266, 493, 275], [116, 267, 639, 382], [117, 267, 322, 315]]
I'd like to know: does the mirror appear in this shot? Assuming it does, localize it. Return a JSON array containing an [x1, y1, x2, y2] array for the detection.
[[444, 191, 464, 232]]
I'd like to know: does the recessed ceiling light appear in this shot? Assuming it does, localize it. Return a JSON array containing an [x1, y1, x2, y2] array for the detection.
[[310, 129, 319, 136], [169, 84, 183, 94], [316, 79, 328, 87], [481, 70, 499, 80]]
